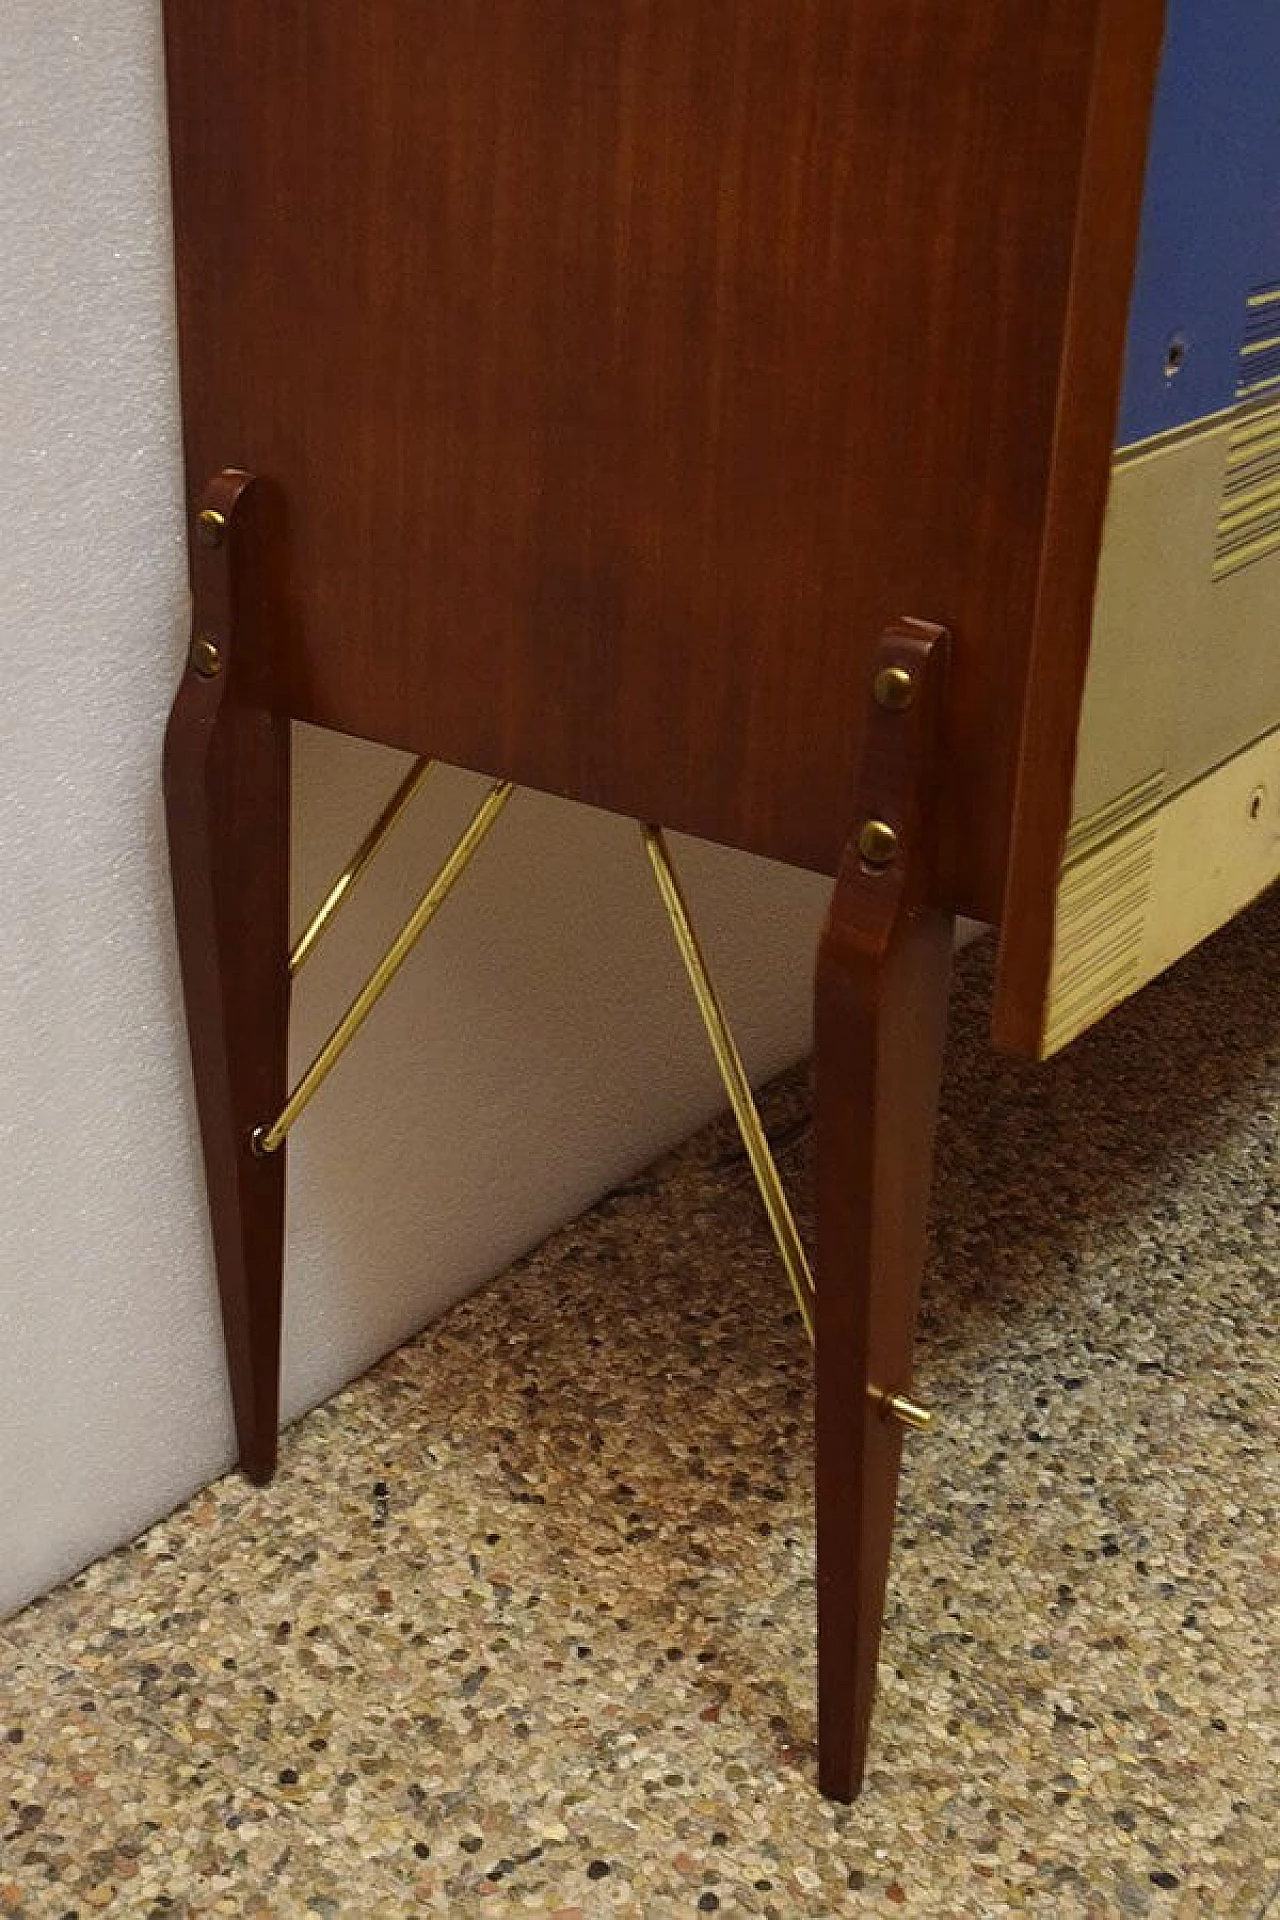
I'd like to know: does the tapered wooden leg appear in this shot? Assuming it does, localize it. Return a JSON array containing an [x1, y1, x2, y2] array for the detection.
[[814, 620, 954, 1799], [163, 471, 290, 1484]]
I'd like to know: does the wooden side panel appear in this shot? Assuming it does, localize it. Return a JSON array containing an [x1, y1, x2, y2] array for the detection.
[[995, 0, 1172, 1051], [162, 0, 1160, 919]]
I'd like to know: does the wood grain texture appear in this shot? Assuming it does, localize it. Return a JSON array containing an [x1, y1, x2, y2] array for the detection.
[[994, 0, 1169, 1054], [161, 0, 1163, 948], [163, 472, 291, 1485], [814, 622, 953, 1798]]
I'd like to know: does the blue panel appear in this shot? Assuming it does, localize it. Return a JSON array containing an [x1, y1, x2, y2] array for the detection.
[[1116, 0, 1280, 450]]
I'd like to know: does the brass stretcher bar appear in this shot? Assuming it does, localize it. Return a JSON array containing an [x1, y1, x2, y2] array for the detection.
[[250, 758, 932, 1432]]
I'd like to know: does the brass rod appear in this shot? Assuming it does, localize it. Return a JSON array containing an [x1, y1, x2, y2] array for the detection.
[[642, 825, 816, 1344], [883, 1392, 935, 1433], [256, 780, 514, 1154], [290, 757, 435, 976]]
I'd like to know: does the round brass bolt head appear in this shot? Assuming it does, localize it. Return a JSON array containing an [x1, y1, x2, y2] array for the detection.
[[190, 634, 222, 678], [874, 664, 916, 711], [857, 818, 899, 867], [197, 507, 227, 547]]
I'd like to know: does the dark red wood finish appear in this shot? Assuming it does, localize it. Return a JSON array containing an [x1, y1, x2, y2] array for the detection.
[[159, 1, 1173, 1796], [162, 0, 1165, 955], [995, 0, 1170, 1053], [815, 623, 954, 1797], [163, 472, 290, 1485]]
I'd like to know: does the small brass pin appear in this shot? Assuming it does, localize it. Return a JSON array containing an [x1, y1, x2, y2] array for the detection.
[[197, 507, 227, 547], [190, 634, 223, 678], [874, 665, 916, 711], [884, 1392, 935, 1433], [858, 819, 899, 867]]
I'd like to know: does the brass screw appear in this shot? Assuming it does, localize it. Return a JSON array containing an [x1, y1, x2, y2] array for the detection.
[[190, 634, 222, 678], [858, 818, 899, 867], [874, 665, 916, 711], [884, 1392, 935, 1433], [197, 507, 227, 548]]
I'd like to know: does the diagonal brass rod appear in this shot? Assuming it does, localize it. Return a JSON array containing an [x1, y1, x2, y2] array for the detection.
[[642, 825, 816, 1344], [255, 780, 514, 1154], [290, 756, 435, 976]]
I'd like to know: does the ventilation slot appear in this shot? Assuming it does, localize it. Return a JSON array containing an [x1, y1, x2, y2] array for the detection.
[[1239, 281, 1280, 397], [1214, 279, 1280, 580], [1043, 772, 1164, 1056]]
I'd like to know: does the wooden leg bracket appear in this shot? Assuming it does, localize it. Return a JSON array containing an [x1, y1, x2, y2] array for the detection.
[[163, 471, 290, 1484], [164, 519, 953, 1799], [814, 617, 955, 1799]]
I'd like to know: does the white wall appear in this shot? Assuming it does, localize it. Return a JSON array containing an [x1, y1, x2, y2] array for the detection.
[[0, 2, 831, 1618]]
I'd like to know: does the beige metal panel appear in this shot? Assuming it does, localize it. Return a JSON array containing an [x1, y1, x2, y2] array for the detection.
[[1044, 726, 1279, 1055], [1072, 418, 1280, 824], [1045, 403, 1280, 1055]]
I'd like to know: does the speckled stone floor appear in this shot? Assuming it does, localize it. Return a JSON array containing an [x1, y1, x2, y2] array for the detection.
[[3, 893, 1278, 1919]]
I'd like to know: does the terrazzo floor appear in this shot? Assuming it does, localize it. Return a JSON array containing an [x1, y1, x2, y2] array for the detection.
[[3, 895, 1277, 1918]]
